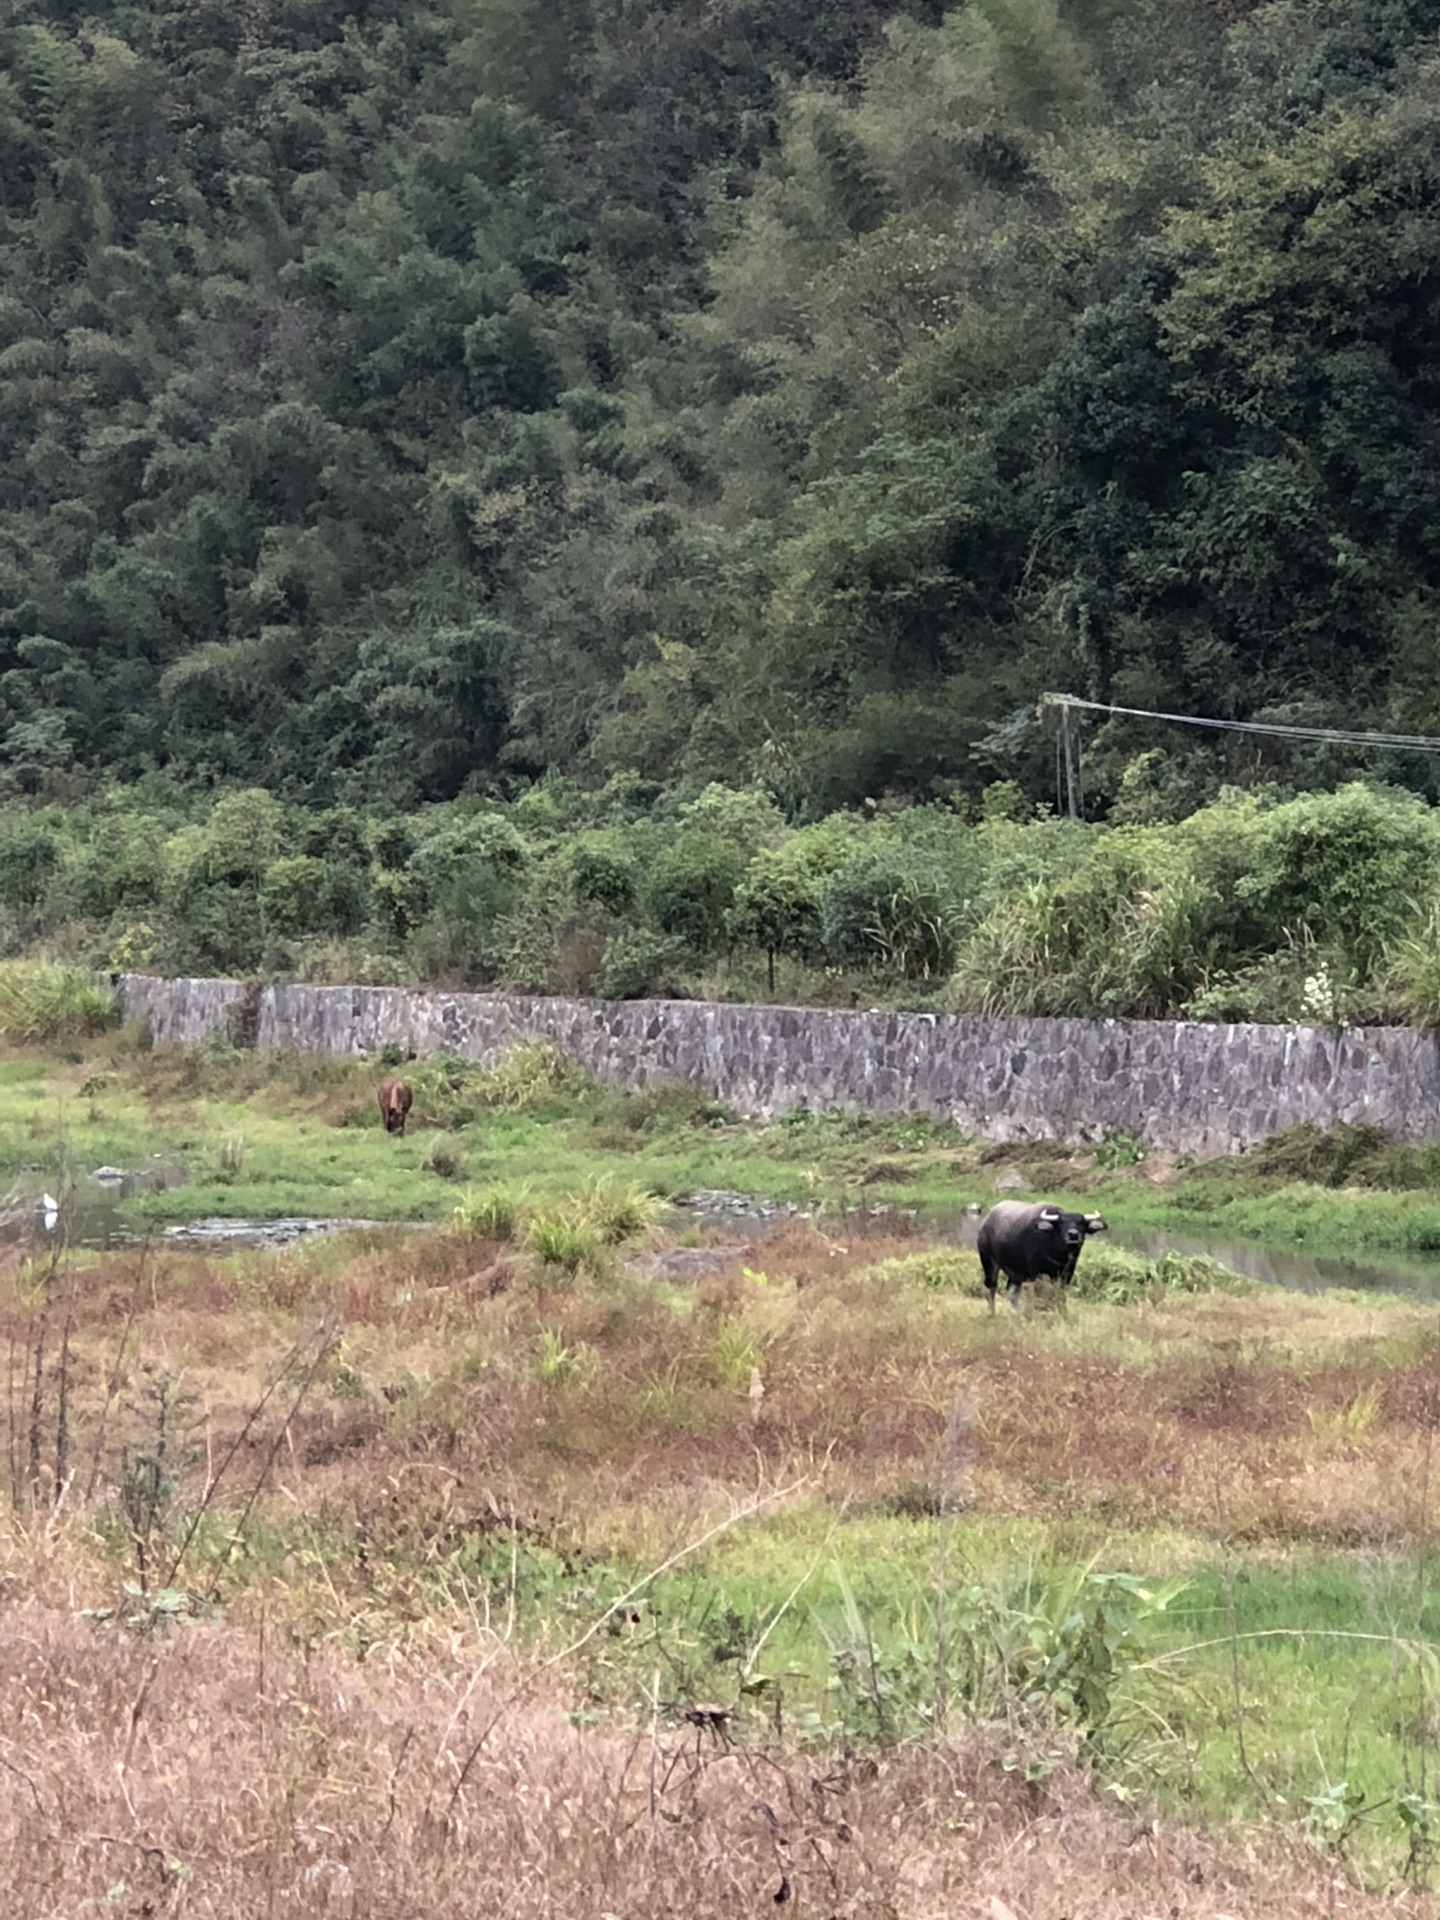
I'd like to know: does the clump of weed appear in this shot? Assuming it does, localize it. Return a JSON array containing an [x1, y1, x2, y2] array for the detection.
[[867, 1248, 975, 1291], [576, 1177, 664, 1245], [1385, 901, 1440, 1029], [1188, 1120, 1440, 1196], [480, 1039, 595, 1110], [423, 1132, 468, 1181], [1252, 1122, 1398, 1186], [1070, 1247, 1253, 1305], [0, 962, 117, 1042], [212, 1133, 247, 1182], [527, 1210, 605, 1278], [406, 1042, 596, 1130], [590, 1082, 734, 1136], [1096, 1131, 1143, 1170], [535, 1326, 600, 1389], [1306, 1384, 1383, 1457], [708, 1315, 763, 1390], [864, 1242, 1246, 1305], [452, 1182, 531, 1242], [451, 1177, 660, 1263]]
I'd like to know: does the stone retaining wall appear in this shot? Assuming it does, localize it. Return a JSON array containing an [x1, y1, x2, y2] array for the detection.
[[114, 975, 1440, 1157]]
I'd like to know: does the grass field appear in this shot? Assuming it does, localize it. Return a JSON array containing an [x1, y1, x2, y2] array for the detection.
[[3, 1032, 1440, 1914]]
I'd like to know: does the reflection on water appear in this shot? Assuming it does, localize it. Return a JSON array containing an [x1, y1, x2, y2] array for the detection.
[[3, 1168, 404, 1254], [1106, 1224, 1440, 1301], [5, 1166, 189, 1252], [941, 1206, 1440, 1301]]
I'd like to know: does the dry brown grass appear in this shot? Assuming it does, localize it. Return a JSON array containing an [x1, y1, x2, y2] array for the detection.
[[6, 1227, 1440, 1910], [7, 1229, 1440, 1560], [0, 1585, 1423, 1920]]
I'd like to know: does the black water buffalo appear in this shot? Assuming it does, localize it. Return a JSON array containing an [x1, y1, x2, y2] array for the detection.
[[977, 1200, 1107, 1313]]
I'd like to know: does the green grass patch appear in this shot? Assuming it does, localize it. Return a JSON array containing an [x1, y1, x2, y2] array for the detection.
[[1110, 1173, 1440, 1257], [0, 1041, 954, 1228], [627, 1521, 1440, 1874], [364, 1486, 1440, 1875]]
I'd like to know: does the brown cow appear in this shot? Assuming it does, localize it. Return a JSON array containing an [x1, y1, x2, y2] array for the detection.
[[378, 1077, 413, 1137]]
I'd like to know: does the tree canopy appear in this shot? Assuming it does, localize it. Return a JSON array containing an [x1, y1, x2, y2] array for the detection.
[[4, 0, 1440, 820]]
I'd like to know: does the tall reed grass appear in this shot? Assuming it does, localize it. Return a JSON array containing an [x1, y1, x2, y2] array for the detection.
[[0, 961, 117, 1041]]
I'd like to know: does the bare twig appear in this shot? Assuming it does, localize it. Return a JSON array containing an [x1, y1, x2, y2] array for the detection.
[[121, 1656, 160, 1775], [163, 1310, 338, 1590], [86, 1236, 153, 1502], [1214, 1479, 1270, 1810]]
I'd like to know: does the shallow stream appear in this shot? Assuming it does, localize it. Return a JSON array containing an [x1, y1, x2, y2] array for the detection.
[[11, 1173, 1440, 1300], [5, 1170, 375, 1254]]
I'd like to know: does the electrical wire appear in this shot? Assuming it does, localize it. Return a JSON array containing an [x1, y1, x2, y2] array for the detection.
[[1041, 694, 1440, 756]]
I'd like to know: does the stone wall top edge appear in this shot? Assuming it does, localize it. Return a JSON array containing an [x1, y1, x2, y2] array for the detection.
[[115, 975, 1438, 1050]]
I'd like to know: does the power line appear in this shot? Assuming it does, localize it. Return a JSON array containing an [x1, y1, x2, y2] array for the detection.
[[1040, 694, 1440, 757]]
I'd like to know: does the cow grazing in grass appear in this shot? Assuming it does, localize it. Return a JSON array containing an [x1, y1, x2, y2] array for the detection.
[[977, 1200, 1107, 1313], [378, 1076, 413, 1137]]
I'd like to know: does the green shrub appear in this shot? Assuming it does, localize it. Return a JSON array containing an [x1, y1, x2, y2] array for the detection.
[[423, 1132, 469, 1180], [453, 1182, 531, 1241], [822, 852, 967, 979], [594, 925, 688, 1000], [868, 1249, 974, 1290], [496, 869, 617, 993], [403, 813, 528, 980], [527, 1209, 605, 1276], [261, 856, 330, 938], [728, 849, 826, 981], [1243, 1121, 1440, 1191], [0, 961, 118, 1040], [414, 1043, 593, 1128], [0, 816, 61, 909], [563, 832, 638, 915], [575, 1178, 664, 1245], [64, 813, 166, 918], [1069, 1247, 1254, 1305], [1183, 931, 1383, 1028], [643, 829, 748, 953], [1385, 900, 1440, 1027], [1239, 784, 1439, 980], [951, 834, 1221, 1019], [479, 1039, 592, 1109]]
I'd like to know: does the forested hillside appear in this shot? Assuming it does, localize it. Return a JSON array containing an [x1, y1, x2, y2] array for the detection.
[[10, 0, 1440, 1018], [7, 0, 1440, 815]]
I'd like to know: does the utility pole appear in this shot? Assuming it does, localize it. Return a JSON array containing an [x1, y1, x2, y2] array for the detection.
[[1039, 694, 1084, 820]]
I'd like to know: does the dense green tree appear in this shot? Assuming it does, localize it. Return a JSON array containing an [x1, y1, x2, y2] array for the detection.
[[7, 0, 1440, 825]]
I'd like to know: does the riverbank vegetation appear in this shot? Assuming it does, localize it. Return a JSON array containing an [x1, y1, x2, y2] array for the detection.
[[16, 1022, 1440, 1270], [15, 776, 1440, 1027], [6, 1032, 1440, 1906]]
